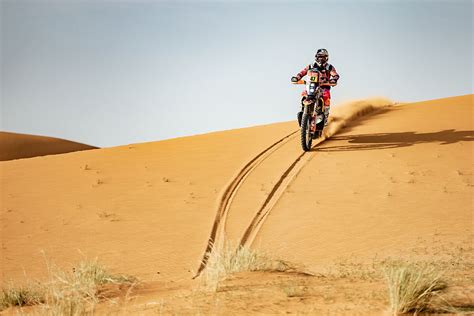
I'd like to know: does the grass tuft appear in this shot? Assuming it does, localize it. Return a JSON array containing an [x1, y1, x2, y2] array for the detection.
[[384, 261, 447, 314], [203, 242, 292, 290], [0, 283, 44, 309], [0, 258, 136, 314]]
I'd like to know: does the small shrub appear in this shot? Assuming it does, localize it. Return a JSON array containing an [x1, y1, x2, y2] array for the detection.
[[384, 261, 447, 314], [203, 242, 292, 290], [0, 284, 43, 309], [43, 259, 136, 314], [1, 258, 136, 313], [73, 259, 136, 285]]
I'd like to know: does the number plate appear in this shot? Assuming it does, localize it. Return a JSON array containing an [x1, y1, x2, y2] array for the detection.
[[309, 72, 319, 83]]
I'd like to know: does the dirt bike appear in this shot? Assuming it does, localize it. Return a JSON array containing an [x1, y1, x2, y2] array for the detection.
[[291, 71, 335, 152]]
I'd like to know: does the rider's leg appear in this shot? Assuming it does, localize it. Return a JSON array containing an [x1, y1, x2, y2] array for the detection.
[[323, 89, 331, 126]]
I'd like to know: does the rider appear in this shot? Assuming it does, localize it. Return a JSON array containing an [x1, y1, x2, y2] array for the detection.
[[291, 49, 340, 126]]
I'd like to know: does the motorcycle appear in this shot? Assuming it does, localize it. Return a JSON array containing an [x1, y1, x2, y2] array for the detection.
[[291, 70, 335, 151]]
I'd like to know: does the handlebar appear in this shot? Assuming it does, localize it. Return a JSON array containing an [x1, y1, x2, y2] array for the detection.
[[291, 79, 306, 85], [291, 80, 336, 87]]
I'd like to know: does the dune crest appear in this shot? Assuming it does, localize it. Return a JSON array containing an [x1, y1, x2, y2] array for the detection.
[[0, 132, 98, 161]]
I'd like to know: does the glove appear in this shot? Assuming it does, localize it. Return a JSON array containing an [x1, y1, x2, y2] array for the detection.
[[291, 76, 299, 83], [329, 79, 337, 85]]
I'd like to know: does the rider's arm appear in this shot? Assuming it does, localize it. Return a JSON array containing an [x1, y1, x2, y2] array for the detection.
[[295, 65, 310, 80], [329, 66, 340, 84]]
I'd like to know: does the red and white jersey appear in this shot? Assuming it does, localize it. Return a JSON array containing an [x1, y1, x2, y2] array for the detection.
[[296, 63, 340, 85]]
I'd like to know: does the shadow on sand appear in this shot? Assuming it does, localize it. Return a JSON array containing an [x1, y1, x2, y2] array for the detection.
[[317, 129, 473, 152]]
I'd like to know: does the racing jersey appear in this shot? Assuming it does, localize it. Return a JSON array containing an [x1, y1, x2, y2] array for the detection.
[[296, 62, 340, 88]]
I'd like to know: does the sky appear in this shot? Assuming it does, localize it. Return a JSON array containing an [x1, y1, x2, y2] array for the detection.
[[1, 0, 472, 147]]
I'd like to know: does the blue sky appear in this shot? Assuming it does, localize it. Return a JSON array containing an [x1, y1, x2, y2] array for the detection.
[[1, 0, 472, 147]]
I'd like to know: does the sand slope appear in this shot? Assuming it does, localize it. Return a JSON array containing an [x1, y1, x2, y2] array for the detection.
[[1, 95, 472, 314], [253, 95, 473, 269], [0, 132, 98, 161], [0, 122, 296, 284]]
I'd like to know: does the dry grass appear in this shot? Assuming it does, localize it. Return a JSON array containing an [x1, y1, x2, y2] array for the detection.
[[384, 261, 447, 315], [202, 242, 293, 290], [0, 258, 136, 314], [0, 283, 44, 309], [41, 258, 136, 315]]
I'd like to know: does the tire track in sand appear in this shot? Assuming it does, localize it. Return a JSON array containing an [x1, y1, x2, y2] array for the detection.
[[195, 100, 394, 277], [235, 100, 394, 248], [193, 130, 299, 277], [238, 138, 324, 248]]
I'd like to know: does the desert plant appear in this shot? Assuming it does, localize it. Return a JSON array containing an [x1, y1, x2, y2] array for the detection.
[[384, 261, 447, 315], [42, 258, 136, 314], [0, 283, 44, 309], [1, 258, 136, 314], [73, 258, 136, 285], [202, 242, 291, 290]]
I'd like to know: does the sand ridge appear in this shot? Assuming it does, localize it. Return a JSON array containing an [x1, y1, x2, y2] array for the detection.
[[0, 131, 98, 161]]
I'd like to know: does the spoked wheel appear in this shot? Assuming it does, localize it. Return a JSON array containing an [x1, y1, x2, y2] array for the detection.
[[300, 113, 313, 151]]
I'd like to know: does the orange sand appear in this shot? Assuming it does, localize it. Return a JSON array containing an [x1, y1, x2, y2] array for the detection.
[[1, 95, 472, 314], [0, 132, 97, 161]]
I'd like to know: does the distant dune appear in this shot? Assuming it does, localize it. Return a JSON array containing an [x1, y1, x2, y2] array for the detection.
[[1, 95, 472, 314], [0, 132, 98, 161]]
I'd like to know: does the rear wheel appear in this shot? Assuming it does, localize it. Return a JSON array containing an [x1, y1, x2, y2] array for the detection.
[[300, 113, 313, 151]]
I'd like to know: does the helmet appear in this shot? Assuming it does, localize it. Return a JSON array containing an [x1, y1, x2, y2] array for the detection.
[[315, 48, 329, 67]]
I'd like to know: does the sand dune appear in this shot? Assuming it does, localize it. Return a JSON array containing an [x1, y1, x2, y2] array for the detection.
[[254, 95, 473, 268], [1, 122, 297, 284], [0, 132, 98, 161], [1, 94, 472, 314]]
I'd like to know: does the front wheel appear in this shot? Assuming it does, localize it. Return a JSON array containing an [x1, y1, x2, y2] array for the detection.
[[300, 113, 313, 151]]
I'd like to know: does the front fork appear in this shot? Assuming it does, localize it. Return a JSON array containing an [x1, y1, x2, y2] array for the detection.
[[301, 101, 316, 132], [299, 96, 327, 129], [305, 98, 325, 129]]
